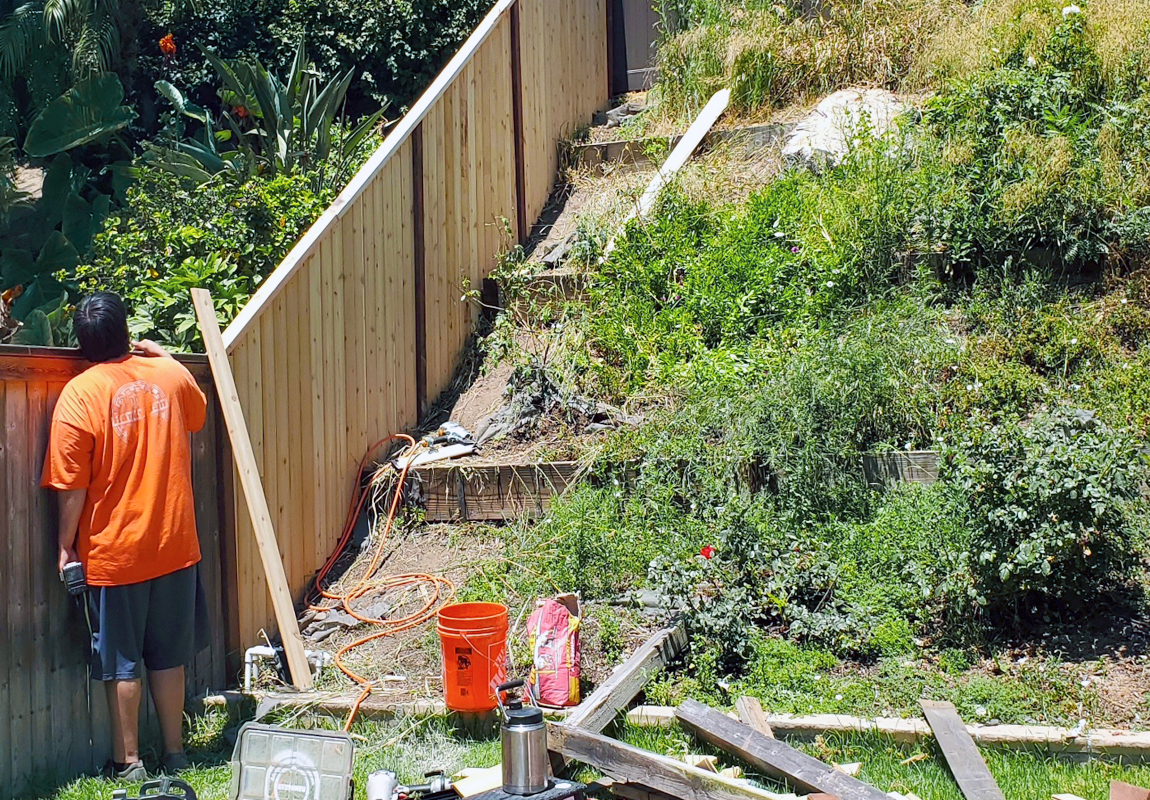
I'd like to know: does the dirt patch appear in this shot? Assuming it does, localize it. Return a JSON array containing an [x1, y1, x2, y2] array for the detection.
[[278, 518, 662, 706]]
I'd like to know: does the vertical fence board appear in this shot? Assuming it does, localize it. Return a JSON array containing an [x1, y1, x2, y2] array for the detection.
[[0, 379, 9, 795], [27, 380, 51, 783], [7, 382, 32, 796]]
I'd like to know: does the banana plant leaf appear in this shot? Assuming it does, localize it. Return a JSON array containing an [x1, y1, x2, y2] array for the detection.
[[24, 72, 137, 157]]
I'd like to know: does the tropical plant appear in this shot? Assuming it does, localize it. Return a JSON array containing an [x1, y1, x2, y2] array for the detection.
[[144, 39, 386, 192], [0, 0, 136, 86], [22, 71, 136, 156]]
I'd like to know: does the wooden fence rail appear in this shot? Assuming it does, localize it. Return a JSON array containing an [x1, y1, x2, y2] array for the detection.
[[219, 0, 609, 647], [0, 347, 232, 800]]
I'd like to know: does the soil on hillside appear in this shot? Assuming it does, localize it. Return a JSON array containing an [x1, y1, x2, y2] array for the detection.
[[266, 520, 663, 705]]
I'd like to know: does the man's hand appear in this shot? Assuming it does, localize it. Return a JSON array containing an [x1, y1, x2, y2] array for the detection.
[[58, 544, 78, 575], [132, 339, 172, 358]]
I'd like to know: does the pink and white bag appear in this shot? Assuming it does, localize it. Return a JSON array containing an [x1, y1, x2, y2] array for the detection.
[[526, 595, 581, 707]]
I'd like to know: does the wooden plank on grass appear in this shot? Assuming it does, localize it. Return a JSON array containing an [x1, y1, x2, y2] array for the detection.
[[192, 288, 313, 690], [566, 623, 688, 733], [736, 696, 774, 738], [920, 700, 1005, 800], [546, 723, 793, 800], [675, 699, 891, 800]]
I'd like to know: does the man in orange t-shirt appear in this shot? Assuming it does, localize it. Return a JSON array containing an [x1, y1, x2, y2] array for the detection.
[[42, 292, 208, 780]]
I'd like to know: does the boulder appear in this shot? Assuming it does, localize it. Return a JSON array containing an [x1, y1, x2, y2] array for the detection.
[[782, 88, 912, 167]]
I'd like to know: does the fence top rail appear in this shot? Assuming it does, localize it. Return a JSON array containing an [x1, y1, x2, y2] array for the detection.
[[220, 0, 518, 352], [0, 344, 211, 381]]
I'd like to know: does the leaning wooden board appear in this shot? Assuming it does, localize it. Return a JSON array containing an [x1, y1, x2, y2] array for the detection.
[[675, 700, 891, 800], [919, 700, 1005, 800]]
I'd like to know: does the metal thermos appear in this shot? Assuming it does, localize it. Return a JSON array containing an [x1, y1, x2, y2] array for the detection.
[[496, 680, 548, 795]]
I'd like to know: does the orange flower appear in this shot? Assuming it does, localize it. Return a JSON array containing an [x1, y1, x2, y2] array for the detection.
[[233, 105, 248, 119], [159, 33, 176, 57]]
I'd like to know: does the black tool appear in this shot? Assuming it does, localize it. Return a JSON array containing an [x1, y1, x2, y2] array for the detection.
[[112, 777, 197, 800], [61, 560, 86, 595]]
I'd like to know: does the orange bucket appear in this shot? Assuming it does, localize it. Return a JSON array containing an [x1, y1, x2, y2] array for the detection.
[[437, 602, 509, 712]]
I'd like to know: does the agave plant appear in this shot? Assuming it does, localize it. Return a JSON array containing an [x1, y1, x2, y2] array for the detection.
[[147, 39, 387, 192]]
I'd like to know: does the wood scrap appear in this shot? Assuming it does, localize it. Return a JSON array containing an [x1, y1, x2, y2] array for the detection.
[[683, 754, 719, 772], [1052, 794, 1089, 800], [674, 699, 891, 800], [900, 753, 929, 766], [720, 767, 744, 779], [832, 763, 861, 777], [735, 696, 774, 738], [1112, 782, 1150, 800], [452, 766, 502, 798], [564, 624, 687, 733], [547, 723, 795, 800], [919, 700, 1005, 800]]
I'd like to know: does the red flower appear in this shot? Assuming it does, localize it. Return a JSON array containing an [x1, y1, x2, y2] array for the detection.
[[159, 33, 176, 57], [233, 105, 248, 119], [700, 545, 716, 560]]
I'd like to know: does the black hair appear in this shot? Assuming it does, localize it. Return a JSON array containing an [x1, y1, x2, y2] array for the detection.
[[74, 292, 130, 363]]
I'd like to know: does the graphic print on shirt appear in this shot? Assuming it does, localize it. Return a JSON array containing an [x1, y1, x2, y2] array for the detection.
[[110, 380, 170, 442]]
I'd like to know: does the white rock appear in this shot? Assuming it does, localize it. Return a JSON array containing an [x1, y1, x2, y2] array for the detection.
[[782, 87, 912, 167]]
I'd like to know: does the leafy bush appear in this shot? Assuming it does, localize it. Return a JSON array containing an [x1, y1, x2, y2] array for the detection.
[[267, 0, 490, 115], [945, 408, 1148, 616], [77, 169, 332, 347]]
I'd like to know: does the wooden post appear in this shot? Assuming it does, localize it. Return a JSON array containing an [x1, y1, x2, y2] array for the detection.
[[191, 288, 314, 690], [509, 0, 528, 243], [412, 122, 427, 416]]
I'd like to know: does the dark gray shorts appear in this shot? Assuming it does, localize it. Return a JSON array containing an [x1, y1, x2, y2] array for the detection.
[[85, 564, 210, 681]]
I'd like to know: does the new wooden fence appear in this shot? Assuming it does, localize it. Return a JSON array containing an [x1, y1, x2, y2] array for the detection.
[[219, 0, 609, 646], [0, 347, 231, 800]]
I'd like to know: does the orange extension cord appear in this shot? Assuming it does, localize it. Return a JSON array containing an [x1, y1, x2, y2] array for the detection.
[[307, 433, 456, 730]]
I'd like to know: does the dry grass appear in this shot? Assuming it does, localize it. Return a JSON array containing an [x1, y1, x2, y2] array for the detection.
[[654, 0, 960, 119], [913, 0, 1150, 92]]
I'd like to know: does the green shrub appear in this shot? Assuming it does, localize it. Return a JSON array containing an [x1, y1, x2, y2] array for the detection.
[[267, 0, 489, 115], [78, 169, 332, 348], [945, 407, 1148, 617]]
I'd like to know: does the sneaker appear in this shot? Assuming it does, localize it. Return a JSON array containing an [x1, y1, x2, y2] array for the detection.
[[160, 752, 189, 775], [110, 761, 147, 781]]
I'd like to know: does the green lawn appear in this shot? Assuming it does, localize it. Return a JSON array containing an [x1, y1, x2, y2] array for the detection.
[[32, 707, 1150, 800]]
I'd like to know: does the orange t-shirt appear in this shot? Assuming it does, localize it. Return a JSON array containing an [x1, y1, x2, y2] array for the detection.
[[41, 355, 207, 586]]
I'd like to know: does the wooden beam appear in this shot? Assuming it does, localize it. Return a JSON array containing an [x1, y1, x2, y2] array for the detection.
[[675, 700, 890, 800], [509, 0, 527, 243], [600, 88, 729, 261], [411, 121, 427, 416], [546, 723, 793, 800], [919, 700, 1005, 800], [191, 288, 313, 690], [735, 697, 774, 738], [565, 623, 687, 733]]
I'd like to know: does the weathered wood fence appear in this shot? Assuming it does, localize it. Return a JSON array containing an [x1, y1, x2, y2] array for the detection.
[[219, 0, 609, 648], [0, 347, 231, 799]]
